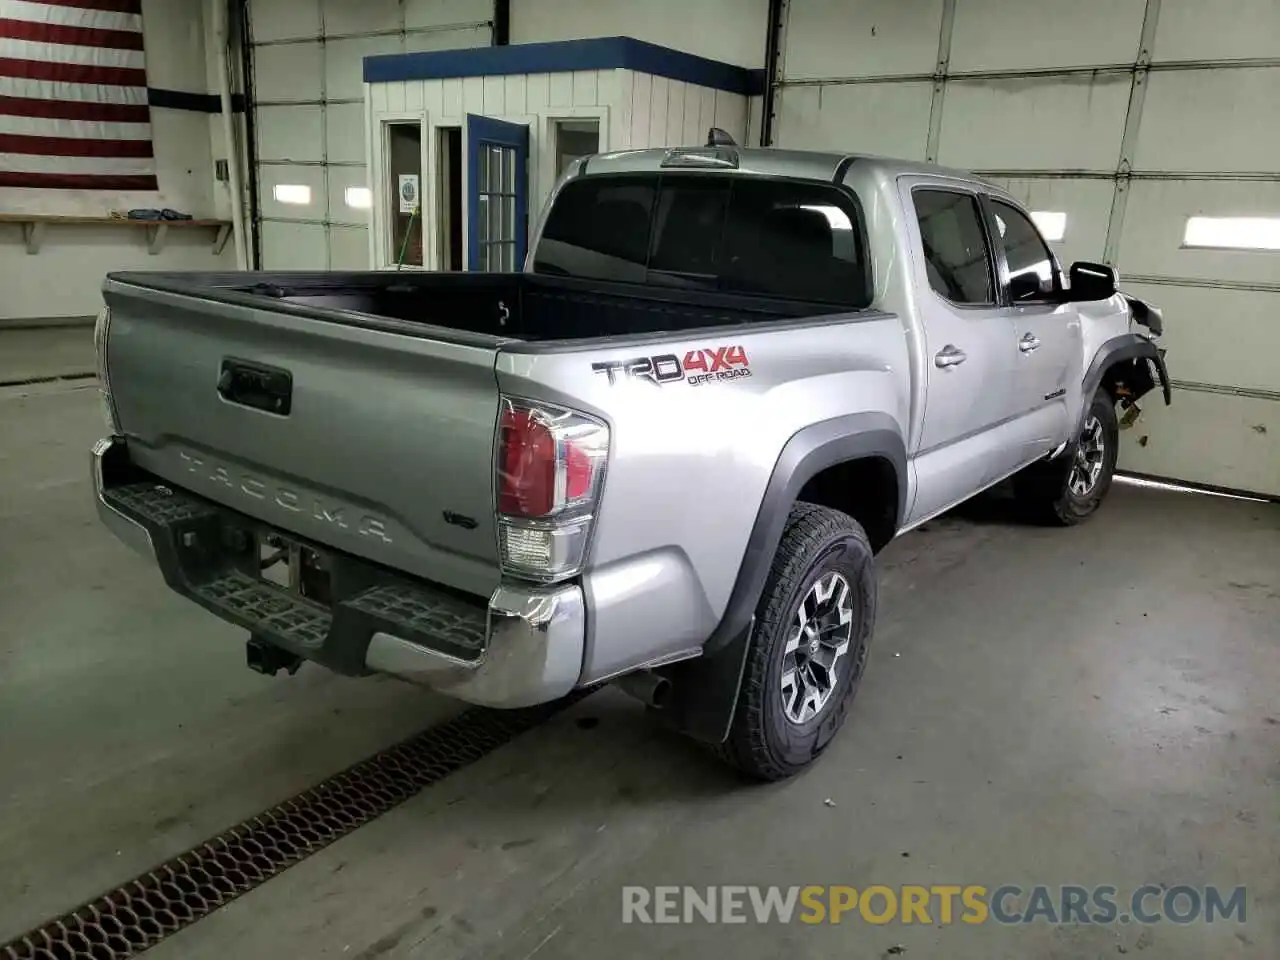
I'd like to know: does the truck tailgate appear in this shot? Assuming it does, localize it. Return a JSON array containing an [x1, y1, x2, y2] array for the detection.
[[103, 281, 503, 598]]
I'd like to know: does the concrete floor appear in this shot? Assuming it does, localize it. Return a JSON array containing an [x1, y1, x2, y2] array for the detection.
[[0, 326, 96, 384], [2, 380, 1277, 960]]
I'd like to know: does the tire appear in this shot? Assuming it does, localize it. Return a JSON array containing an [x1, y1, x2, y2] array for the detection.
[[1015, 387, 1120, 526], [715, 503, 877, 781]]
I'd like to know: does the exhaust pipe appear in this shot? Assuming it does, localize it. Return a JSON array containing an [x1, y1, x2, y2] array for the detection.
[[613, 669, 672, 709]]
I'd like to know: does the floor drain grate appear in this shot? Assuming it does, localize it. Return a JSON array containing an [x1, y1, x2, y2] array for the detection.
[[2, 695, 585, 959]]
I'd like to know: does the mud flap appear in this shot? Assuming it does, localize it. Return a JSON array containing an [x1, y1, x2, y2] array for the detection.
[[654, 618, 754, 744]]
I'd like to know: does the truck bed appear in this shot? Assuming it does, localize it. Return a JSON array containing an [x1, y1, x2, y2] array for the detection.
[[107, 270, 840, 345], [99, 269, 864, 602]]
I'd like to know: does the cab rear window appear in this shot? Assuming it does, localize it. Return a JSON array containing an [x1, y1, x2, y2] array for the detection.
[[532, 173, 871, 308]]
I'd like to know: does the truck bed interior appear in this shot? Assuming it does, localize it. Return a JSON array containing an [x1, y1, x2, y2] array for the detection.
[[107, 271, 847, 342]]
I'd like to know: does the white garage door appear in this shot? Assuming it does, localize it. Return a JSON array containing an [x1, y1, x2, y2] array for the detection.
[[247, 0, 492, 271], [773, 0, 1280, 497]]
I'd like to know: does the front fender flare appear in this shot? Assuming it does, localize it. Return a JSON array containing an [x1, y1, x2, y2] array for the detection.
[[1078, 333, 1171, 435]]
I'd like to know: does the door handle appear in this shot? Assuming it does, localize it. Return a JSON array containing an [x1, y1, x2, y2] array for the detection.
[[1019, 333, 1041, 353], [934, 345, 967, 368]]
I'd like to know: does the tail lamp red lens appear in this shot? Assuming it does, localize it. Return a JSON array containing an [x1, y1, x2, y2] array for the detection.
[[497, 401, 606, 520], [498, 407, 555, 517]]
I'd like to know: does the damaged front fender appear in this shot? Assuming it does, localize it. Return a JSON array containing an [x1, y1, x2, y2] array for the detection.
[[1122, 293, 1164, 337]]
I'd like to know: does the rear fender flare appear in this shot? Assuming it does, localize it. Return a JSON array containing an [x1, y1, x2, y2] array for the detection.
[[659, 412, 907, 744]]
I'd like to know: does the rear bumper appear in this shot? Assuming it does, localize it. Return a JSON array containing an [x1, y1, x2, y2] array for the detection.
[[92, 436, 585, 708]]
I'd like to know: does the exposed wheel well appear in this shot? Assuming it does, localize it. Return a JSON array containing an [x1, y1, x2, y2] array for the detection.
[[1099, 356, 1160, 405], [796, 457, 898, 553]]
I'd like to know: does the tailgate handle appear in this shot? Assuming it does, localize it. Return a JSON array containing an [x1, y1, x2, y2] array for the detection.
[[217, 358, 292, 416]]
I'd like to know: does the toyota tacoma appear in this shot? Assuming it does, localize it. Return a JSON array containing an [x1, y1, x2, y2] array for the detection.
[[91, 138, 1170, 780]]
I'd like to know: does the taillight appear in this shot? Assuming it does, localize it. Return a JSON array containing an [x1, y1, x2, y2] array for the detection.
[[93, 305, 121, 434], [496, 397, 608, 581]]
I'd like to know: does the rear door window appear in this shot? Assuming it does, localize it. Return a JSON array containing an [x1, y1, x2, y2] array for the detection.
[[533, 173, 870, 307], [912, 188, 996, 306]]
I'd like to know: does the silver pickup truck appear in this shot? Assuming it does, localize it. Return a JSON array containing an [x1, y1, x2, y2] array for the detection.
[[92, 140, 1170, 780]]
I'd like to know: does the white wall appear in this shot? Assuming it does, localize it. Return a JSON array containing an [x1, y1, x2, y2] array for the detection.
[[774, 0, 1280, 495], [247, 0, 492, 270], [511, 0, 770, 68], [0, 0, 235, 322], [366, 68, 747, 269]]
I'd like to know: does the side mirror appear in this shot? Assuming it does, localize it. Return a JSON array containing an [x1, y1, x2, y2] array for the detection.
[[1067, 261, 1117, 302]]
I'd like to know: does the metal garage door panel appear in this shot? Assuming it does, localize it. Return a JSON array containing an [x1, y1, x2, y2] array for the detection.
[[251, 0, 321, 43], [262, 221, 329, 269], [327, 36, 405, 102], [326, 166, 371, 226], [986, 177, 1114, 267], [1154, 0, 1280, 62], [404, 0, 494, 30], [325, 103, 367, 164], [330, 225, 372, 270], [1120, 390, 1280, 497], [949, 0, 1147, 73], [776, 82, 932, 158], [254, 42, 323, 103], [1134, 68, 1280, 173], [401, 24, 490, 55], [259, 165, 325, 221], [1121, 282, 1279, 395], [321, 0, 401, 37], [255, 105, 323, 162], [782, 0, 945, 80], [939, 77, 1130, 171], [1118, 180, 1280, 285]]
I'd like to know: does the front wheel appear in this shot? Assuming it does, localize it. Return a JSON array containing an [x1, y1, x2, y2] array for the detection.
[[1016, 387, 1120, 525], [715, 503, 877, 781]]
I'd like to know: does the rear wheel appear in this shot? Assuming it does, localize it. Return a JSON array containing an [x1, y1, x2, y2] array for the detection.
[[1016, 388, 1120, 525], [716, 503, 876, 781]]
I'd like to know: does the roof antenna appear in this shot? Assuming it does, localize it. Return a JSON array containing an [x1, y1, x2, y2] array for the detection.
[[705, 127, 736, 147]]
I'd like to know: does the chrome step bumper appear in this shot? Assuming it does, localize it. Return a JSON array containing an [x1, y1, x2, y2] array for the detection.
[[92, 436, 585, 707]]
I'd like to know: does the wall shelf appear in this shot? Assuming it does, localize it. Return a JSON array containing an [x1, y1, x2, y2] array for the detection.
[[0, 215, 233, 256]]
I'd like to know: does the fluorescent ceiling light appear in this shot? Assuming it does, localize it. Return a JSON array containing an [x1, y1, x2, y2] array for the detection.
[[1030, 210, 1067, 242], [273, 183, 311, 205], [345, 186, 372, 209], [1183, 216, 1280, 251]]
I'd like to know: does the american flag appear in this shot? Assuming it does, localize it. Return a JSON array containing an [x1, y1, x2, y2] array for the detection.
[[0, 0, 156, 190]]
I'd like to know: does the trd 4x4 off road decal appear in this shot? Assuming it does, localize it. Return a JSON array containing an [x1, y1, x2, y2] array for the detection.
[[592, 346, 751, 386]]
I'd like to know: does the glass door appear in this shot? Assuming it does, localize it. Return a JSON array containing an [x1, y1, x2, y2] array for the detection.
[[465, 114, 529, 272]]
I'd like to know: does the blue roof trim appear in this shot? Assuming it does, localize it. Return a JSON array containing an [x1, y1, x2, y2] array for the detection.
[[363, 36, 766, 97]]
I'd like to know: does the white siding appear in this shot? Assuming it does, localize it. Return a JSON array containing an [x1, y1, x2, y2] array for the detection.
[[620, 72, 747, 153], [774, 0, 1280, 495], [247, 0, 491, 269], [367, 67, 746, 269]]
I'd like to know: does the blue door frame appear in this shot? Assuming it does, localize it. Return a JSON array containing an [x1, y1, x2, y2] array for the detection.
[[466, 114, 529, 272]]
